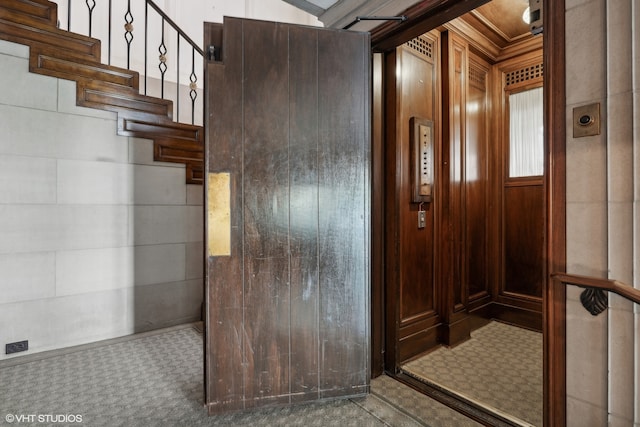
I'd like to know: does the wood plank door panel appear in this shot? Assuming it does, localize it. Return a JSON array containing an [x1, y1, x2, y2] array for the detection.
[[204, 18, 371, 415], [288, 24, 320, 403], [204, 18, 244, 415], [242, 20, 291, 408], [316, 27, 370, 397]]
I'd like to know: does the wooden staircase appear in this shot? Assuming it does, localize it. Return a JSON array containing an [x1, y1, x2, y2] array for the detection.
[[0, 0, 204, 184]]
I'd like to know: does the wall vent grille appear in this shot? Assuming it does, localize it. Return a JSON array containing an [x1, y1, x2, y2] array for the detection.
[[469, 64, 486, 89], [505, 63, 543, 87], [406, 36, 433, 61]]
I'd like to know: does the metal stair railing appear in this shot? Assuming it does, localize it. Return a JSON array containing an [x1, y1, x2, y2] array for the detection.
[[53, 0, 204, 126]]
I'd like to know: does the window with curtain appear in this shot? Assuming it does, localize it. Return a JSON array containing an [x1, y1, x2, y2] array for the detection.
[[508, 86, 544, 177]]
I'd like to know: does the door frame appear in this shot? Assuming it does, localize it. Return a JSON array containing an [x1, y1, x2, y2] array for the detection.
[[369, 1, 566, 425]]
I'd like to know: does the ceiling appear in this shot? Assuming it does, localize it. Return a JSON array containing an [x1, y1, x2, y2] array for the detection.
[[281, 0, 423, 30], [465, 0, 531, 45], [282, 0, 533, 45]]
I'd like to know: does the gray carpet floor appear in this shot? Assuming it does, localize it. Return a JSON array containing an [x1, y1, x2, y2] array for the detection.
[[402, 321, 543, 427], [0, 324, 480, 427]]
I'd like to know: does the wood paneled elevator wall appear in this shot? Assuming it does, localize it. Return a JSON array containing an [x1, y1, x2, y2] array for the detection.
[[384, 27, 544, 366]]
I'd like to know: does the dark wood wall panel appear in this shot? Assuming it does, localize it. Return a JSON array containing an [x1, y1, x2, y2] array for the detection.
[[385, 34, 442, 364], [383, 48, 401, 369], [371, 53, 385, 377], [317, 28, 370, 398], [440, 31, 470, 346], [449, 38, 465, 312], [492, 50, 544, 330], [398, 45, 437, 324], [465, 55, 490, 307], [204, 18, 370, 415], [503, 184, 544, 299]]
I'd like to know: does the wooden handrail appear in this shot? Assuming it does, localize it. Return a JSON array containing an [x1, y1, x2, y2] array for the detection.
[[145, 0, 204, 56], [552, 273, 640, 305]]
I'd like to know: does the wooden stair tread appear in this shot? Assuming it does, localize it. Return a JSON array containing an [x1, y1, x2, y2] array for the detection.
[[78, 80, 174, 121], [0, 16, 101, 61], [30, 45, 139, 90], [118, 116, 203, 144], [1, 0, 57, 29]]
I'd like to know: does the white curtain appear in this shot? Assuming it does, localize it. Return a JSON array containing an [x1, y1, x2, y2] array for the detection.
[[509, 87, 544, 177]]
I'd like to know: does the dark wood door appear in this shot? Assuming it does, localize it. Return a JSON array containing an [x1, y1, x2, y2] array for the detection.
[[203, 18, 371, 415]]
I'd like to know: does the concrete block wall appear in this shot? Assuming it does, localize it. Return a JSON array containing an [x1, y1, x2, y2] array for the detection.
[[0, 39, 203, 360]]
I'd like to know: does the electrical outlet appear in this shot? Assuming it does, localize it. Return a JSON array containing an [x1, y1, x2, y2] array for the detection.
[[6, 340, 28, 354]]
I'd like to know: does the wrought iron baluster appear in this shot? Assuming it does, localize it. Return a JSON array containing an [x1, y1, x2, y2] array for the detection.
[[144, 2, 148, 96], [158, 19, 167, 99], [124, 0, 134, 69], [86, 0, 96, 37], [176, 35, 180, 121], [108, 0, 112, 65], [67, 0, 71, 31], [189, 47, 197, 125]]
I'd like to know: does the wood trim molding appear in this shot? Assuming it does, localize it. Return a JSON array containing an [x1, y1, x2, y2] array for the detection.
[[442, 18, 501, 61], [371, 52, 385, 377], [498, 36, 543, 63], [443, 18, 543, 64], [544, 0, 567, 424], [370, 0, 490, 52]]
